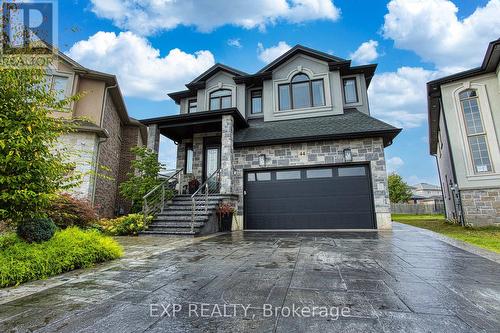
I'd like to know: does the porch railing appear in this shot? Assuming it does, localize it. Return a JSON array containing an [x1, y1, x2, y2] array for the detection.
[[190, 169, 221, 232], [143, 168, 183, 220]]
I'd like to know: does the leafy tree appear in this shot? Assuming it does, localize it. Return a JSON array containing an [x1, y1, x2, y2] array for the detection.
[[388, 173, 412, 203], [119, 147, 167, 213], [0, 65, 80, 223]]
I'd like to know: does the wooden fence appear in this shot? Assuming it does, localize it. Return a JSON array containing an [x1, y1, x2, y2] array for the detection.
[[391, 203, 445, 215]]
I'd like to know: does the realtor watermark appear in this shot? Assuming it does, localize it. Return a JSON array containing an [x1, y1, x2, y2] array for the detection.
[[1, 0, 58, 67], [150, 303, 351, 320]]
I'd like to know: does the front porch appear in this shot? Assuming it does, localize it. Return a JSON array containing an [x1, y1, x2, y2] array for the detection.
[[142, 108, 248, 196]]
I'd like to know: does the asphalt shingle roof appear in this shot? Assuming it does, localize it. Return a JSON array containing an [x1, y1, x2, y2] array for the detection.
[[234, 109, 401, 147]]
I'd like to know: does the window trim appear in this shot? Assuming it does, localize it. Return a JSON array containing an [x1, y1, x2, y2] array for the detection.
[[184, 144, 194, 174], [187, 99, 197, 113], [250, 89, 263, 115], [343, 77, 359, 104], [278, 73, 325, 111], [459, 89, 493, 174], [209, 89, 232, 111]]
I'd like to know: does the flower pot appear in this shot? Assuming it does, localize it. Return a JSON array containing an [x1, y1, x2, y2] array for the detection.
[[220, 213, 233, 232]]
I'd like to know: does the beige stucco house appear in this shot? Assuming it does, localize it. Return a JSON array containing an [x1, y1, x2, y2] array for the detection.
[[50, 52, 146, 217], [427, 39, 500, 226]]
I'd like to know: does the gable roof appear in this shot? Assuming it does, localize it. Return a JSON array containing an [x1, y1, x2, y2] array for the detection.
[[234, 109, 401, 147], [185, 63, 249, 90], [257, 44, 346, 73], [427, 39, 500, 155]]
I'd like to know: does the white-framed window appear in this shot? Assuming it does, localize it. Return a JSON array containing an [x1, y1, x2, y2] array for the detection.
[[459, 89, 492, 173], [343, 78, 358, 104], [44, 74, 70, 101], [209, 89, 232, 110], [188, 99, 197, 113], [278, 73, 325, 111]]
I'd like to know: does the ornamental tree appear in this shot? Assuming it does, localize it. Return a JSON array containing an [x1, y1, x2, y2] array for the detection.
[[0, 65, 79, 223], [388, 173, 412, 203]]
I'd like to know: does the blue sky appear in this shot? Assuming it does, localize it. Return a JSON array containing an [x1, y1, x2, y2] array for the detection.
[[57, 0, 499, 185]]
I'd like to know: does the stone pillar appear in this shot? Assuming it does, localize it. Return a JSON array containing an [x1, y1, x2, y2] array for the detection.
[[147, 124, 160, 154], [220, 115, 234, 194]]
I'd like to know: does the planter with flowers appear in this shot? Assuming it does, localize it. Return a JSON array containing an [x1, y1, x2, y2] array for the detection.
[[217, 202, 235, 232], [188, 177, 200, 194]]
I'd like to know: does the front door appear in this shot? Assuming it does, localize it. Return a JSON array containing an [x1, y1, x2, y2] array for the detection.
[[203, 137, 221, 182]]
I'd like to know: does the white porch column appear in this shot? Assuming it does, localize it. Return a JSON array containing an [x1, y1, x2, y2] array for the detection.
[[147, 124, 160, 155], [220, 115, 234, 194]]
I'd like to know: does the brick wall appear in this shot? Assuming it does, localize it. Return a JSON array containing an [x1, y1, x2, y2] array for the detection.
[[115, 126, 142, 214], [95, 96, 122, 218], [460, 188, 500, 226]]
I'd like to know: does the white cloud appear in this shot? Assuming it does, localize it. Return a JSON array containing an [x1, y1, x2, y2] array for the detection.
[[158, 135, 177, 170], [67, 31, 215, 101], [407, 175, 439, 186], [382, 0, 500, 71], [257, 41, 292, 63], [368, 66, 441, 128], [90, 0, 340, 36], [350, 40, 379, 65], [227, 38, 242, 48], [387, 156, 404, 173]]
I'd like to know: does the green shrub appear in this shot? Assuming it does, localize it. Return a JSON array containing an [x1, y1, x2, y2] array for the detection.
[[16, 218, 57, 243], [0, 227, 123, 288], [47, 193, 98, 229], [97, 214, 152, 236]]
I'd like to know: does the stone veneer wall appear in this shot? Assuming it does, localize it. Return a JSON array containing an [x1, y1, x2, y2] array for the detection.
[[58, 132, 98, 201], [232, 137, 391, 230], [95, 96, 122, 218], [176, 131, 222, 193], [460, 188, 500, 226]]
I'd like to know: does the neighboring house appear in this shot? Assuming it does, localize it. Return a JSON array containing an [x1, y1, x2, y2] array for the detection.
[[49, 51, 147, 217], [427, 39, 500, 226], [142, 45, 401, 233], [408, 183, 443, 206]]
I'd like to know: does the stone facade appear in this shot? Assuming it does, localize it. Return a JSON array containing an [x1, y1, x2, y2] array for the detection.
[[232, 137, 391, 230], [460, 188, 500, 226], [95, 96, 122, 218], [220, 115, 234, 194]]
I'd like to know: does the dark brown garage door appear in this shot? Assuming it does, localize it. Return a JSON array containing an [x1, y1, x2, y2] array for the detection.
[[244, 165, 375, 229]]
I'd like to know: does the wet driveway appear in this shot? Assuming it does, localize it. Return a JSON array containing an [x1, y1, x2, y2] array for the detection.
[[1, 223, 499, 332]]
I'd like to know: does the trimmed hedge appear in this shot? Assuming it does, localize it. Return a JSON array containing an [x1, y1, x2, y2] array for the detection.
[[0, 227, 123, 288], [17, 218, 57, 243]]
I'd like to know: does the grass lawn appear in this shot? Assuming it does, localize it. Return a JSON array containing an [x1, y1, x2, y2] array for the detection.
[[392, 214, 500, 253]]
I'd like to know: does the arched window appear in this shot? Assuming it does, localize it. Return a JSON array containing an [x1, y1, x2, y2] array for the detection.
[[209, 89, 232, 110], [278, 73, 325, 111], [459, 89, 492, 173]]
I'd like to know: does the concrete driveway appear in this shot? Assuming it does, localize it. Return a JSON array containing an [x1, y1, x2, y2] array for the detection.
[[1, 223, 499, 332]]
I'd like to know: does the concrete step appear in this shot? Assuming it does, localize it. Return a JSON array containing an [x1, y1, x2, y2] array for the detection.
[[158, 210, 212, 216], [140, 230, 198, 236], [148, 222, 205, 228], [153, 215, 208, 222]]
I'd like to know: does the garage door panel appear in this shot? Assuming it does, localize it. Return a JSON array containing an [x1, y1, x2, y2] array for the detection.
[[245, 165, 375, 229]]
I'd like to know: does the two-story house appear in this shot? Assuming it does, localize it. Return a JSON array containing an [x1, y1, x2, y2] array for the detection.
[[50, 51, 147, 217], [141, 45, 401, 234], [427, 39, 500, 226]]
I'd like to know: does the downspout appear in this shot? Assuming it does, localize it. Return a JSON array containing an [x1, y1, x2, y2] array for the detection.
[[90, 83, 117, 207]]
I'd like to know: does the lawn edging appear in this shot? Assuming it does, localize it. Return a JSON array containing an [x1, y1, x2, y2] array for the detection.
[[393, 222, 500, 264]]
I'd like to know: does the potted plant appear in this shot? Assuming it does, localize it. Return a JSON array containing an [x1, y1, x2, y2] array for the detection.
[[188, 177, 200, 194], [217, 202, 235, 232]]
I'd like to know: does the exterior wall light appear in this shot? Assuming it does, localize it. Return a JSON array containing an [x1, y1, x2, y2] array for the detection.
[[258, 154, 266, 167], [343, 149, 352, 162]]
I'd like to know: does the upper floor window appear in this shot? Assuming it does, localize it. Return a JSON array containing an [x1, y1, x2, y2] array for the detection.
[[278, 73, 325, 111], [343, 78, 358, 104], [188, 99, 197, 113], [251, 90, 262, 114], [209, 89, 231, 110], [44, 75, 69, 102], [459, 89, 492, 173]]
